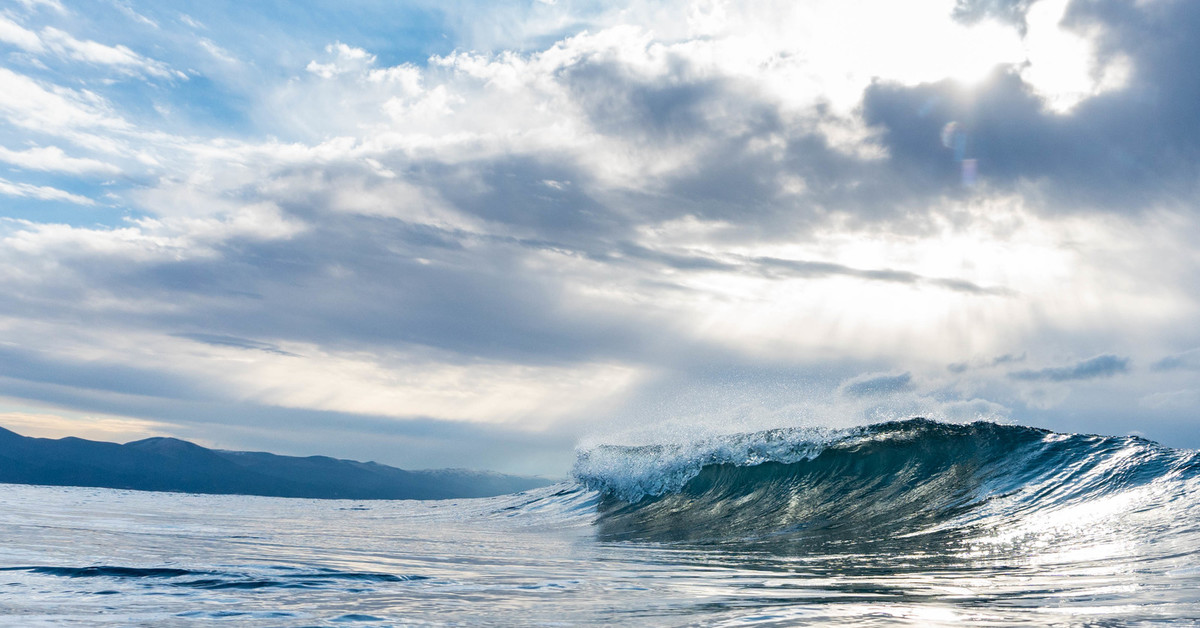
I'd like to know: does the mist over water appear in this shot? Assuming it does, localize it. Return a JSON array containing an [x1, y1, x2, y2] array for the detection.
[[2, 418, 1199, 626]]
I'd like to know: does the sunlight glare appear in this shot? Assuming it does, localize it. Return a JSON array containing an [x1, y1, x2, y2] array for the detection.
[[940, 19, 1025, 86], [1021, 0, 1129, 112]]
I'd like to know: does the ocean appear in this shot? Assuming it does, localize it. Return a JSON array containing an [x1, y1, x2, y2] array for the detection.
[[1, 418, 1198, 626]]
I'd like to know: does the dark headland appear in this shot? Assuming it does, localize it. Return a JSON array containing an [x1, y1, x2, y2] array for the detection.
[[0, 426, 553, 500]]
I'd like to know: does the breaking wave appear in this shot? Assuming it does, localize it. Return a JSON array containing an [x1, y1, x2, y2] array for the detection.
[[569, 418, 1200, 545]]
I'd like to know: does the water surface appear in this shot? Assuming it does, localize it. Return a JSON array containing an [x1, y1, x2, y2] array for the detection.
[[1, 419, 1198, 626]]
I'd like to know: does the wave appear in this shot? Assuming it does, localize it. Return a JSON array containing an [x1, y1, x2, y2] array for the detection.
[[0, 565, 429, 590], [0, 566, 198, 579], [571, 418, 1200, 544]]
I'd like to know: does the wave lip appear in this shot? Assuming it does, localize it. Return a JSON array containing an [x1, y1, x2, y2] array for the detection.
[[574, 418, 1200, 544], [573, 425, 845, 502]]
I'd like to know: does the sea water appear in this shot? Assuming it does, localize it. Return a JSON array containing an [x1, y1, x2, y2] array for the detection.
[[1, 418, 1199, 626]]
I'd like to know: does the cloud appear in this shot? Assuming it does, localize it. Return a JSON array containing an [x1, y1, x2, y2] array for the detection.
[[0, 145, 120, 174], [0, 386, 579, 474], [862, 0, 1200, 212], [306, 42, 375, 79], [39, 26, 177, 78], [0, 308, 643, 431], [991, 353, 1025, 366], [0, 409, 170, 444], [179, 14, 205, 30], [0, 13, 176, 79], [0, 67, 129, 134], [111, 0, 159, 29], [0, 343, 208, 400], [0, 0, 1199, 471], [840, 372, 914, 398], [0, 177, 93, 204], [13, 0, 66, 12], [1009, 354, 1130, 382], [1151, 349, 1200, 372], [946, 352, 1028, 374], [952, 0, 1039, 33], [754, 256, 1010, 295], [0, 14, 45, 52], [1139, 389, 1200, 411], [171, 333, 300, 357]]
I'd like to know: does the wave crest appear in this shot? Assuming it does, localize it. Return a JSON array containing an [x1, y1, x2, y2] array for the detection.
[[572, 418, 1200, 543]]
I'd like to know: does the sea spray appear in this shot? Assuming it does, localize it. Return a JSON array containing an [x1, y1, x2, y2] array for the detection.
[[572, 424, 845, 502]]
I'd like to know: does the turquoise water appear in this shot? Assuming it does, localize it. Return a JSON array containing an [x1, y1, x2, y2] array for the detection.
[[1, 419, 1199, 626]]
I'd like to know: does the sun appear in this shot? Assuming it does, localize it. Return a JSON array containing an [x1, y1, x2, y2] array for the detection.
[[939, 19, 1026, 86], [1020, 0, 1130, 112]]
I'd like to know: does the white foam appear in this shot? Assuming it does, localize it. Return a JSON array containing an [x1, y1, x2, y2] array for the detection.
[[572, 425, 857, 502]]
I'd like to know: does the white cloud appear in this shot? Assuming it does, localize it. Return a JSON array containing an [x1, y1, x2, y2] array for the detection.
[[0, 313, 641, 430], [306, 42, 376, 78], [179, 14, 205, 30], [0, 145, 120, 174], [1, 221, 177, 260], [0, 177, 93, 204], [131, 202, 307, 246], [39, 26, 178, 78], [0, 200, 302, 268], [0, 407, 169, 443], [111, 0, 158, 29], [13, 0, 65, 13], [224, 345, 641, 427], [0, 14, 44, 52], [0, 13, 177, 79], [197, 37, 237, 65], [0, 67, 128, 133]]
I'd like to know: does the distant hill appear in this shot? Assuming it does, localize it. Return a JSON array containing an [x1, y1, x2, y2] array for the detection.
[[0, 426, 553, 499]]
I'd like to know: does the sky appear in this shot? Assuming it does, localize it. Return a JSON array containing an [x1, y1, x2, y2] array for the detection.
[[0, 0, 1198, 475]]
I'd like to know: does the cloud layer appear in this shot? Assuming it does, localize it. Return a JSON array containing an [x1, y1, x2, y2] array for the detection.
[[0, 0, 1198, 472]]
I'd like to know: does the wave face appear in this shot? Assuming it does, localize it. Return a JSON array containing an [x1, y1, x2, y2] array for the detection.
[[573, 418, 1200, 545]]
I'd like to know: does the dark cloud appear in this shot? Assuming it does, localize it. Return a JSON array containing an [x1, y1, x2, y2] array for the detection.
[[0, 345, 210, 400], [609, 242, 739, 273], [426, 158, 623, 240], [1009, 354, 1130, 382], [0, 121, 1009, 384], [864, 0, 1200, 212], [551, 46, 923, 233], [179, 236, 656, 365], [991, 352, 1025, 366], [947, 352, 1026, 374], [172, 333, 301, 357], [754, 256, 1010, 295], [1151, 349, 1200, 372], [564, 58, 730, 142], [951, 0, 1040, 34], [840, 372, 913, 397], [0, 210, 662, 369], [561, 242, 1010, 294], [649, 120, 924, 234]]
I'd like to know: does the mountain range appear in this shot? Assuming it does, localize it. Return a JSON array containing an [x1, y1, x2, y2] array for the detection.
[[0, 426, 553, 500]]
